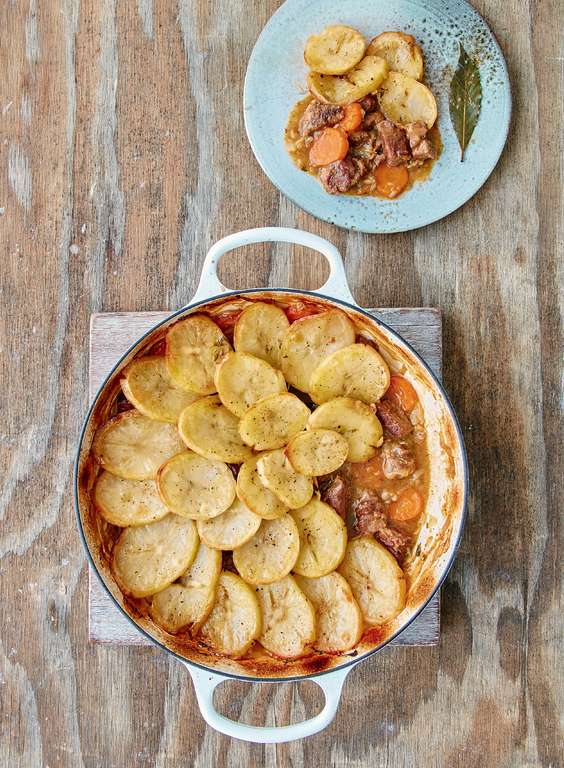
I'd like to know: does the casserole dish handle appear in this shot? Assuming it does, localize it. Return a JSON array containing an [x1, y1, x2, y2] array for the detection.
[[184, 662, 355, 743], [191, 227, 356, 305]]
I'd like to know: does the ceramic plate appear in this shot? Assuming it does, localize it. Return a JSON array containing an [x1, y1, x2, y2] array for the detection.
[[244, 0, 511, 233]]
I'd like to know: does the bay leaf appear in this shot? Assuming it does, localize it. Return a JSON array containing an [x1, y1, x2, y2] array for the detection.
[[449, 44, 482, 161]]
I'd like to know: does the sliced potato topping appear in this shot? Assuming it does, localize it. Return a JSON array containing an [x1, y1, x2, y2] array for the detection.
[[309, 343, 390, 405], [338, 536, 406, 625], [281, 310, 356, 392], [379, 71, 437, 128], [291, 499, 347, 578], [236, 454, 289, 520], [233, 301, 290, 369], [149, 542, 222, 633], [112, 514, 199, 598], [121, 356, 200, 423], [233, 515, 300, 585], [366, 31, 424, 80], [166, 315, 232, 395], [256, 449, 313, 509], [295, 572, 363, 652], [256, 576, 316, 658], [94, 471, 169, 527], [286, 428, 348, 476], [304, 24, 366, 75], [199, 571, 262, 657], [157, 452, 235, 520], [308, 55, 388, 105], [308, 397, 383, 462], [197, 497, 261, 550], [239, 392, 311, 451], [178, 395, 253, 463], [92, 411, 184, 480], [215, 352, 287, 418]]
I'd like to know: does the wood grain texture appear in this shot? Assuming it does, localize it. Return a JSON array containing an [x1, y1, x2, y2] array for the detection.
[[1, 0, 562, 766]]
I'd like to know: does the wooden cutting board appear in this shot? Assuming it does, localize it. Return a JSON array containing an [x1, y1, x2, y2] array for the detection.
[[88, 307, 442, 646]]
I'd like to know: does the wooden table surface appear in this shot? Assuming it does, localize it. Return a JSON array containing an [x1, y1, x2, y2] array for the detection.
[[1, 1, 562, 767]]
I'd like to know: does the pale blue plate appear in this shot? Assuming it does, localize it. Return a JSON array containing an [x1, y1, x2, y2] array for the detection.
[[244, 0, 511, 233]]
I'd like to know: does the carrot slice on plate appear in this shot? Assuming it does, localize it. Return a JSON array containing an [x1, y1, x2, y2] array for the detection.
[[340, 102, 364, 132], [374, 163, 409, 198], [388, 487, 423, 523], [386, 374, 418, 412], [309, 128, 349, 166]]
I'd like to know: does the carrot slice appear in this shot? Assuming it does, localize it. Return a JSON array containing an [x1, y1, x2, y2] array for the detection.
[[388, 488, 423, 523], [386, 374, 418, 412], [340, 102, 364, 132], [285, 301, 321, 323], [309, 128, 349, 166], [350, 454, 385, 491], [374, 163, 409, 199]]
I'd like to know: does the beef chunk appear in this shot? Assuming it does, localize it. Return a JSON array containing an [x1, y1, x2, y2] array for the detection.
[[318, 157, 366, 194], [299, 100, 345, 137], [375, 400, 413, 439], [374, 525, 410, 562], [352, 490, 410, 561], [359, 95, 379, 113], [412, 139, 435, 160], [380, 441, 416, 479], [361, 111, 385, 130], [349, 131, 384, 165], [320, 475, 347, 518], [377, 120, 411, 166], [406, 121, 435, 161]]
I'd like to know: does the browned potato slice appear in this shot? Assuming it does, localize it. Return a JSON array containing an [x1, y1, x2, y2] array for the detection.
[[112, 514, 199, 598], [256, 576, 316, 658], [94, 471, 169, 527], [291, 499, 347, 577], [92, 411, 184, 480], [157, 452, 235, 520], [309, 343, 390, 404], [178, 395, 253, 463], [338, 536, 406, 624], [239, 392, 311, 451], [233, 301, 290, 369], [366, 31, 424, 80], [308, 55, 388, 105], [236, 454, 289, 520], [256, 449, 313, 509], [233, 515, 300, 585], [379, 71, 437, 128], [308, 397, 383, 462], [215, 352, 287, 418], [121, 356, 200, 422], [166, 315, 232, 395], [304, 25, 366, 75], [286, 428, 348, 476], [199, 571, 262, 657], [197, 498, 261, 550]]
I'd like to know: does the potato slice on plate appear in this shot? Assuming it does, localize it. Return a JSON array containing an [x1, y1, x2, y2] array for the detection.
[[236, 454, 289, 520], [295, 572, 363, 652], [291, 499, 347, 577], [150, 542, 222, 633], [92, 411, 184, 480], [281, 310, 355, 392], [338, 536, 406, 625], [304, 24, 366, 75], [366, 31, 424, 80], [112, 514, 199, 598], [256, 576, 316, 658], [157, 452, 235, 520], [178, 395, 253, 463], [256, 449, 313, 509], [121, 356, 200, 423], [94, 471, 169, 527], [309, 343, 390, 404], [233, 302, 290, 369], [286, 428, 348, 476], [199, 571, 261, 657], [233, 515, 300, 585], [215, 352, 287, 418], [239, 392, 310, 451], [197, 498, 261, 550], [166, 315, 232, 395], [308, 55, 388, 105], [308, 397, 383, 462], [379, 71, 437, 128]]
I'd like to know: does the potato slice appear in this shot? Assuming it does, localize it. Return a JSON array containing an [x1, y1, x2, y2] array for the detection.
[[121, 356, 200, 423], [149, 542, 222, 633], [295, 572, 363, 652], [308, 55, 388, 106], [309, 343, 390, 405], [215, 352, 287, 418], [112, 514, 199, 598], [281, 310, 356, 392], [256, 449, 313, 509], [92, 411, 184, 480], [199, 571, 261, 657], [236, 454, 289, 520], [379, 71, 437, 128], [338, 536, 406, 625], [166, 315, 232, 395], [197, 498, 261, 550], [233, 515, 300, 585], [94, 471, 169, 527], [178, 395, 253, 463], [239, 392, 310, 451], [304, 24, 366, 75], [291, 499, 347, 577], [157, 452, 235, 520], [366, 31, 424, 80], [256, 576, 316, 658], [308, 397, 383, 462], [233, 301, 290, 369], [286, 429, 348, 476]]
